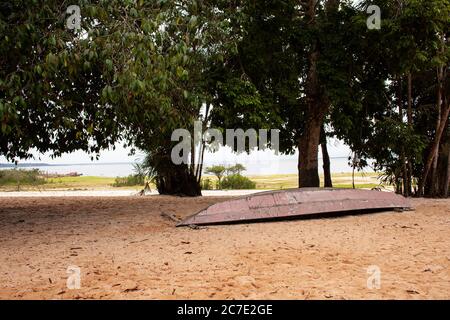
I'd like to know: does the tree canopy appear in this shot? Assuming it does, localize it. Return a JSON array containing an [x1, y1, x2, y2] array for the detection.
[[1, 0, 449, 197]]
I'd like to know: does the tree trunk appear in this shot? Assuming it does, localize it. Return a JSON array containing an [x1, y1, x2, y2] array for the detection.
[[398, 76, 408, 196], [407, 73, 413, 125], [299, 111, 326, 187], [444, 95, 450, 197], [406, 73, 413, 196], [419, 59, 448, 196], [444, 138, 450, 197], [149, 149, 202, 197], [195, 103, 210, 184], [419, 104, 450, 196], [320, 126, 333, 188], [430, 76, 442, 196], [395, 177, 402, 195], [156, 163, 202, 197], [298, 0, 331, 188], [436, 116, 449, 197], [352, 164, 356, 189]]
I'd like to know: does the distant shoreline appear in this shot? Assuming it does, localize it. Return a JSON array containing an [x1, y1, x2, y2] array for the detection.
[[0, 157, 350, 168], [1, 157, 369, 177], [0, 162, 133, 168]]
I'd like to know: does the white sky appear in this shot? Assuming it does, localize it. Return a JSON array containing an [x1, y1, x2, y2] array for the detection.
[[0, 138, 351, 165]]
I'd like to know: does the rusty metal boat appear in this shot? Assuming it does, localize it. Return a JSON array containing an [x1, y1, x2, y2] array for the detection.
[[177, 188, 412, 227]]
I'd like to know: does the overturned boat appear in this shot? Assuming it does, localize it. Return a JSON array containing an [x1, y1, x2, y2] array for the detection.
[[177, 188, 412, 227]]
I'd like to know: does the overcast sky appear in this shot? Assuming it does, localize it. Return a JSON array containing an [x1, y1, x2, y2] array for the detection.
[[0, 138, 351, 165]]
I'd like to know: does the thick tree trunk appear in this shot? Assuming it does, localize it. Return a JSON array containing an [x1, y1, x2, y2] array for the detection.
[[298, 115, 323, 187], [297, 0, 336, 188], [149, 148, 202, 197], [320, 126, 333, 188], [156, 163, 202, 197], [299, 1, 321, 188]]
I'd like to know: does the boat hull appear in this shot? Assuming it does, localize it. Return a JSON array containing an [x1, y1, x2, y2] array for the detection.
[[177, 188, 412, 226]]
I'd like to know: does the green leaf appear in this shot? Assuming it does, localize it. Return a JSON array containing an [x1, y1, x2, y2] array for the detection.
[[105, 59, 113, 71]]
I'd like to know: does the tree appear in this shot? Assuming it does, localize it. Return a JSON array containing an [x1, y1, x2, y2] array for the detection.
[[1, 1, 236, 196], [227, 163, 246, 175], [3, 0, 448, 198], [205, 165, 226, 188], [333, 0, 450, 197], [211, 0, 361, 188], [86, 1, 236, 196], [210, 0, 449, 197], [0, 1, 120, 161]]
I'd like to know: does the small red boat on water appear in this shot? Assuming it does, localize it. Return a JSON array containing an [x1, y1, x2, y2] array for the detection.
[[177, 188, 412, 227]]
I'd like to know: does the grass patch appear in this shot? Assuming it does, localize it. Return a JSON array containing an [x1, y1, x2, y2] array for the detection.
[[31, 176, 150, 191], [248, 173, 384, 190], [112, 175, 145, 187], [44, 176, 117, 189], [0, 169, 46, 190], [0, 171, 388, 192]]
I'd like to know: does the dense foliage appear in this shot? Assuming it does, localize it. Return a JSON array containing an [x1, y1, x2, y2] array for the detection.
[[220, 174, 256, 190], [210, 0, 449, 196], [1, 0, 449, 196]]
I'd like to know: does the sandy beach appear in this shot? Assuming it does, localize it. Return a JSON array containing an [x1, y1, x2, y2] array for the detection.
[[0, 195, 448, 300], [0, 190, 261, 198]]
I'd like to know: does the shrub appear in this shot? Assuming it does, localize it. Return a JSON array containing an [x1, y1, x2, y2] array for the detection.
[[0, 169, 46, 187], [200, 178, 214, 190], [112, 174, 145, 187], [204, 165, 226, 189], [219, 174, 256, 190]]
